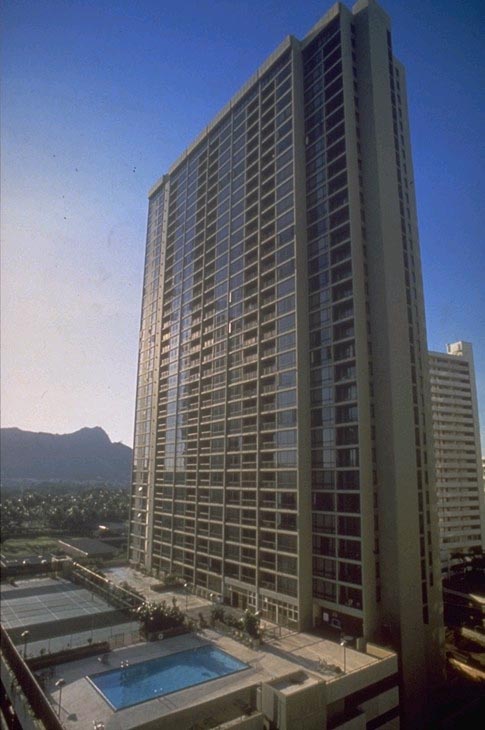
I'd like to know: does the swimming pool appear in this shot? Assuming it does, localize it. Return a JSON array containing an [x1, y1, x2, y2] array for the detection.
[[88, 645, 249, 710]]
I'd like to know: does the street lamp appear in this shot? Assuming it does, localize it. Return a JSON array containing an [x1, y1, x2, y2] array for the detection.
[[339, 635, 353, 673], [55, 678, 66, 717], [21, 630, 30, 659], [184, 582, 189, 612]]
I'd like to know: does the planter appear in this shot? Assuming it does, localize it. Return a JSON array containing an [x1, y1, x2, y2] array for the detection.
[[142, 626, 189, 642], [147, 631, 163, 642], [28, 641, 110, 670]]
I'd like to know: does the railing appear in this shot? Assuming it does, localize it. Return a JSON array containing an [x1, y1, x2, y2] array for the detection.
[[70, 563, 144, 611], [0, 559, 64, 580], [109, 629, 143, 650], [1, 624, 63, 730]]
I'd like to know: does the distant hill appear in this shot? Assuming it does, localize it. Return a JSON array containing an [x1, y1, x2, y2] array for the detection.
[[0, 427, 132, 486]]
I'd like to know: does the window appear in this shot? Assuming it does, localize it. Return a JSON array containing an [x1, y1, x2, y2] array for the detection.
[[312, 535, 335, 555], [313, 557, 336, 578], [277, 429, 297, 447], [277, 575, 297, 596], [277, 390, 296, 409], [313, 578, 336, 602], [337, 470, 359, 490], [278, 555, 297, 574], [313, 513, 336, 534], [277, 333, 296, 352], [278, 409, 297, 428], [312, 492, 335, 511], [337, 493, 360, 513], [278, 533, 297, 552], [338, 538, 361, 560], [339, 585, 362, 609], [277, 313, 295, 333], [338, 515, 360, 537], [336, 404, 358, 423], [336, 448, 359, 467]]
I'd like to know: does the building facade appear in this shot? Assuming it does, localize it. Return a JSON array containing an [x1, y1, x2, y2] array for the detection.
[[129, 0, 443, 721], [429, 341, 485, 570]]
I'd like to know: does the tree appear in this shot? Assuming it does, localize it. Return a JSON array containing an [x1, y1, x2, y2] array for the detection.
[[135, 599, 185, 638]]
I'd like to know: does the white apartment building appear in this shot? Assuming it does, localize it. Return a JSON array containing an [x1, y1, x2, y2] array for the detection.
[[429, 341, 485, 570]]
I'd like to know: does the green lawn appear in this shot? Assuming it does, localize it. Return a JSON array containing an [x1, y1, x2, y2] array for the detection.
[[1, 536, 61, 557]]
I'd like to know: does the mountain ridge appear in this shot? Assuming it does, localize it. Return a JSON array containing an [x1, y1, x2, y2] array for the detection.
[[0, 426, 132, 485]]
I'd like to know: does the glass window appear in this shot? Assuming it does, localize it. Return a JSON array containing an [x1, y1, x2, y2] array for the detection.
[[277, 259, 295, 281], [278, 351, 296, 370], [337, 493, 360, 513], [338, 538, 361, 560], [277, 295, 295, 316], [276, 429, 296, 447], [277, 313, 295, 333], [339, 562, 362, 585], [277, 409, 297, 428], [313, 579, 336, 602], [312, 513, 335, 534], [278, 370, 296, 388], [338, 515, 360, 537], [277, 332, 295, 352], [313, 557, 336, 579], [312, 535, 335, 555], [277, 390, 296, 409], [312, 492, 334, 511], [277, 277, 295, 298]]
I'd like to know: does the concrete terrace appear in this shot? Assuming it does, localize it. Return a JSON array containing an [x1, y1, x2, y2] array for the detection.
[[41, 626, 386, 729], [1, 572, 398, 729]]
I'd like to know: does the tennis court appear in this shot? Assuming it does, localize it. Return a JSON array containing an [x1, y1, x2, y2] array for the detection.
[[1, 576, 116, 630]]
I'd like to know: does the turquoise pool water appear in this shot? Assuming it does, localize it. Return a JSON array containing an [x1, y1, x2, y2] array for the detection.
[[88, 645, 249, 710]]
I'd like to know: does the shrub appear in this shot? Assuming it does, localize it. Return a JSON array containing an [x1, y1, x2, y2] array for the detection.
[[211, 605, 225, 623], [225, 614, 243, 629], [119, 581, 144, 599], [135, 598, 185, 636], [150, 583, 167, 593], [163, 573, 181, 586], [242, 609, 261, 638]]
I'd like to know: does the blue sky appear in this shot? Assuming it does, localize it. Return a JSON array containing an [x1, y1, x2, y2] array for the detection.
[[2, 0, 484, 447]]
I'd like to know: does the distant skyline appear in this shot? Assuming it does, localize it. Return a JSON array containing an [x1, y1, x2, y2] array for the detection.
[[2, 0, 484, 447]]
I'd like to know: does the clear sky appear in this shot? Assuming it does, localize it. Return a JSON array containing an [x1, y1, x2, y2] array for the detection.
[[2, 0, 484, 448]]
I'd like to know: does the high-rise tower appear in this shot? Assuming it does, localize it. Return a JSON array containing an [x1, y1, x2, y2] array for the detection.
[[129, 0, 443, 721], [429, 341, 485, 570]]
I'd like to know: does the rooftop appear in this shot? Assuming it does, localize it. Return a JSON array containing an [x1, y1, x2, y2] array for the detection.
[[37, 625, 388, 729], [1, 572, 397, 730]]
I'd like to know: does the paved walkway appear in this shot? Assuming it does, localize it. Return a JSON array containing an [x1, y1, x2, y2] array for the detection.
[[103, 566, 212, 617]]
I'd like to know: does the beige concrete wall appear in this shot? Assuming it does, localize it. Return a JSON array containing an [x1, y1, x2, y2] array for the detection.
[[325, 653, 397, 704], [352, 2, 444, 720], [333, 714, 367, 730], [291, 36, 314, 632]]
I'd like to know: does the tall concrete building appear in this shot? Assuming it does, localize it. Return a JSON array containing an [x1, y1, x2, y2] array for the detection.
[[429, 341, 485, 569], [129, 0, 443, 721]]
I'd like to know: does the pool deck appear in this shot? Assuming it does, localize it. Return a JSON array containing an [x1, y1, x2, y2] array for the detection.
[[2, 571, 396, 729], [42, 627, 380, 729]]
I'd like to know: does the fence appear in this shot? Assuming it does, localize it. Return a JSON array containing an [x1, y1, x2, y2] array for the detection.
[[1, 624, 63, 730], [109, 629, 143, 649], [28, 628, 142, 661], [1, 559, 67, 581], [25, 623, 142, 659], [70, 562, 144, 611]]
